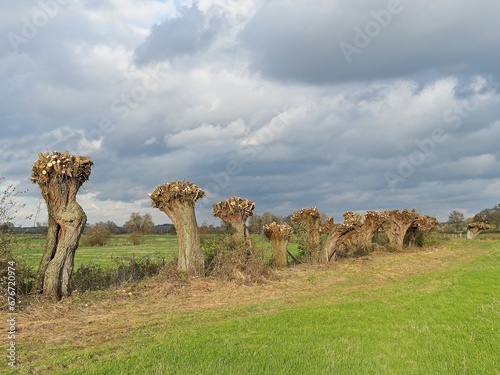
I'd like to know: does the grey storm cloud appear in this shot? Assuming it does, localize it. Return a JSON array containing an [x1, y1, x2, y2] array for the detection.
[[134, 5, 223, 65], [1, 0, 500, 227], [239, 0, 500, 85]]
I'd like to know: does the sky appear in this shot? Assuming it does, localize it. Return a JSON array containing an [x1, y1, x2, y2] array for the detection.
[[1, 0, 500, 227]]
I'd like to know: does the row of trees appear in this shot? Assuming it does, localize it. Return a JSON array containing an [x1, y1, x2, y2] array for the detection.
[[24, 150, 498, 300]]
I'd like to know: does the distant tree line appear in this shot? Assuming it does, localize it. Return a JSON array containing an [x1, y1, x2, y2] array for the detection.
[[444, 204, 500, 233]]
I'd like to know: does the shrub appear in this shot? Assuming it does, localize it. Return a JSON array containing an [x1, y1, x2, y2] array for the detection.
[[72, 254, 165, 292], [129, 233, 143, 246], [417, 231, 448, 247], [204, 235, 271, 284], [81, 224, 112, 247], [0, 181, 35, 306], [291, 225, 311, 262], [200, 234, 224, 269], [72, 263, 116, 291]]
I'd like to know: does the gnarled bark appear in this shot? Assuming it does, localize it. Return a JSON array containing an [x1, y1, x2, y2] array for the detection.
[[149, 181, 205, 276], [43, 202, 86, 299], [263, 222, 293, 268], [381, 209, 420, 247], [321, 216, 339, 261], [321, 211, 388, 261], [31, 151, 92, 300]]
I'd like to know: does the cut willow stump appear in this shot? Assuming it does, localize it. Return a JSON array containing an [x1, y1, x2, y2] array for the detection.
[[263, 222, 293, 268], [212, 196, 255, 245], [291, 207, 321, 263], [381, 209, 421, 247], [149, 181, 205, 276], [31, 150, 92, 300], [403, 215, 439, 246], [466, 221, 491, 240]]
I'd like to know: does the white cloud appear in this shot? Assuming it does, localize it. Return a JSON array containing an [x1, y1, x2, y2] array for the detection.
[[165, 120, 247, 148], [2, 0, 500, 227]]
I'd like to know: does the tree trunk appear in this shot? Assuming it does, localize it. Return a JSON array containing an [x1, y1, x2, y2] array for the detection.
[[382, 222, 408, 247], [307, 227, 321, 263], [270, 238, 288, 268], [32, 217, 58, 294], [228, 221, 253, 254], [231, 221, 246, 242], [166, 202, 204, 276], [466, 228, 479, 240], [323, 232, 338, 262], [42, 202, 86, 300]]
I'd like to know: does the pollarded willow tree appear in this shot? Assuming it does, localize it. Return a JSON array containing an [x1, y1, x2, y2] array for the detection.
[[359, 211, 389, 244], [212, 196, 255, 244], [291, 207, 321, 263], [322, 211, 387, 260], [381, 209, 421, 247], [330, 211, 363, 257], [403, 214, 439, 246], [149, 181, 205, 275], [320, 211, 374, 261], [31, 151, 93, 300], [466, 221, 491, 240], [262, 222, 293, 268]]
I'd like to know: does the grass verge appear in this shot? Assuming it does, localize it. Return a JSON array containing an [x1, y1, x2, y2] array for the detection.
[[7, 240, 500, 374]]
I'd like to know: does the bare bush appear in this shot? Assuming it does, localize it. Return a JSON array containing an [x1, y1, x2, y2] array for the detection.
[[205, 236, 271, 284], [81, 224, 112, 247]]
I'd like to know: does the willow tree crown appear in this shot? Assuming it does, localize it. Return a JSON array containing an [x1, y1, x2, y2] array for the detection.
[[291, 206, 320, 225], [212, 196, 255, 223], [412, 215, 439, 231], [263, 222, 294, 241], [31, 150, 93, 185], [468, 221, 491, 230], [149, 181, 205, 209], [383, 208, 420, 223]]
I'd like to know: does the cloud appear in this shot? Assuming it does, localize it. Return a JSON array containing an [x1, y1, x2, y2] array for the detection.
[[165, 120, 247, 149], [1, 0, 500, 229], [134, 4, 224, 65], [239, 0, 500, 85]]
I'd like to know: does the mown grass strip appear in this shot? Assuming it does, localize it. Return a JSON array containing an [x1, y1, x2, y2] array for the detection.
[[28, 245, 499, 375]]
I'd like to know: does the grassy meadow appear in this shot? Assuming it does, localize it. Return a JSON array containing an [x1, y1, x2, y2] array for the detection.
[[4, 236, 500, 374], [14, 234, 180, 269]]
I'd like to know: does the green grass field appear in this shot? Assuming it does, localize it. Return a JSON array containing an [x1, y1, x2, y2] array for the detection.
[[6, 238, 500, 374], [14, 233, 297, 270], [14, 234, 180, 269]]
